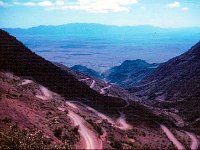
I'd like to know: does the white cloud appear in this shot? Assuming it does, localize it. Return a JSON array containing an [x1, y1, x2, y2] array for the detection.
[[38, 1, 53, 7], [52, 0, 138, 13], [2, 0, 138, 13], [181, 7, 189, 11], [140, 6, 145, 9], [23, 2, 36, 6], [13, 2, 36, 6], [11, 1, 53, 7], [167, 1, 180, 8], [56, 0, 65, 6]]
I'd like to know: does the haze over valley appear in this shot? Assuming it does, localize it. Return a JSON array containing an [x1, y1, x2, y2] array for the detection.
[[4, 24, 200, 71]]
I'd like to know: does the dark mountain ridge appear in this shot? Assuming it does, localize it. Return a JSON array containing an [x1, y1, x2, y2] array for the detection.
[[71, 65, 102, 79], [130, 41, 200, 133], [1, 29, 200, 149], [0, 29, 167, 124], [131, 42, 200, 102], [104, 59, 159, 88], [0, 29, 125, 109]]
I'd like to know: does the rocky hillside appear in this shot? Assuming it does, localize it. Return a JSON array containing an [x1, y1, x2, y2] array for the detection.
[[0, 29, 125, 109], [130, 41, 200, 102], [1, 29, 199, 149], [103, 59, 159, 88], [130, 41, 200, 133], [55, 63, 135, 102]]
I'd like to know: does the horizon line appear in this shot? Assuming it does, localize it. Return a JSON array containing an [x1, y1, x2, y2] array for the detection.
[[1, 22, 200, 29]]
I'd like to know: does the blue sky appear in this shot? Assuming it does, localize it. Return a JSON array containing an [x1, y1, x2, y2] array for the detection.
[[0, 0, 200, 28]]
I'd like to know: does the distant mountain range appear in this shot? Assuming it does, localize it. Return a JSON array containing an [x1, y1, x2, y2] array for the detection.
[[4, 23, 200, 38], [3, 23, 200, 71]]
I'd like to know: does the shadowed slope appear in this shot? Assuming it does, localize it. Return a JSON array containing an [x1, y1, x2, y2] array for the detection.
[[0, 29, 125, 108]]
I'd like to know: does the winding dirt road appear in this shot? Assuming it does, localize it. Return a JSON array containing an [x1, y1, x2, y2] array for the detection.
[[20, 77, 199, 149], [185, 131, 199, 150], [35, 80, 198, 150], [20, 79, 33, 85], [65, 101, 78, 109], [80, 77, 111, 95], [90, 80, 96, 88], [36, 86, 52, 100], [67, 110, 102, 149], [116, 112, 132, 130], [80, 78, 90, 81], [85, 105, 132, 130], [86, 106, 115, 125], [160, 124, 185, 150], [20, 80, 52, 101], [100, 85, 111, 94]]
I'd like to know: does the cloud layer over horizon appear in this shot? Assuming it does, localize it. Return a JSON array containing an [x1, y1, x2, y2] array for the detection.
[[0, 0, 140, 13], [0, 0, 199, 28]]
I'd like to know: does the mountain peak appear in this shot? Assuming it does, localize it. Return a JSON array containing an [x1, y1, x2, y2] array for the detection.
[[71, 65, 102, 79], [122, 59, 149, 67], [104, 59, 159, 88]]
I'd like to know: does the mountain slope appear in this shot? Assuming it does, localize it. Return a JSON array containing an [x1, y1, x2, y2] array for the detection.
[[1, 29, 200, 149], [131, 42, 200, 102], [55, 62, 135, 101], [0, 29, 171, 125], [0, 71, 182, 149], [0, 29, 125, 109], [71, 65, 102, 79], [104, 59, 159, 88], [130, 41, 200, 133]]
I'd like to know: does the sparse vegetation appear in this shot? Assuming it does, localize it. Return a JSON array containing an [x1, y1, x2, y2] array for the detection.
[[2, 117, 12, 123], [86, 119, 103, 136], [110, 140, 123, 149], [53, 128, 62, 138], [0, 120, 60, 149]]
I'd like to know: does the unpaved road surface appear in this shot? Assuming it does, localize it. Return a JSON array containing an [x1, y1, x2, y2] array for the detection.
[[160, 124, 185, 150], [20, 79, 33, 85], [185, 131, 199, 150], [90, 80, 96, 88], [100, 85, 111, 94], [67, 110, 102, 149], [36, 86, 52, 100]]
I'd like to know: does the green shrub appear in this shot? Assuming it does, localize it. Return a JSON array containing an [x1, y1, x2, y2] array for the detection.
[[86, 119, 103, 135]]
